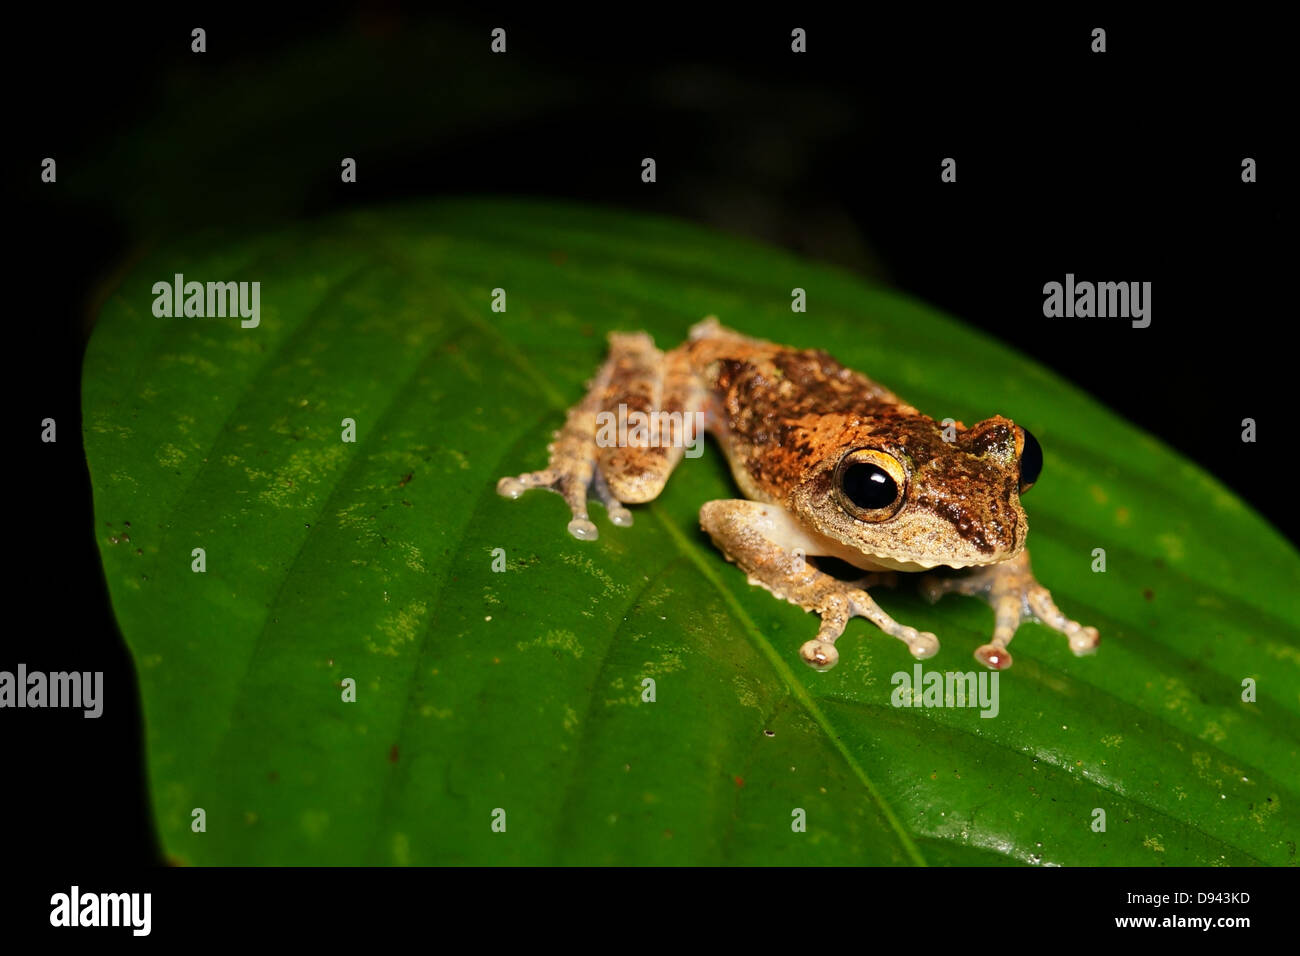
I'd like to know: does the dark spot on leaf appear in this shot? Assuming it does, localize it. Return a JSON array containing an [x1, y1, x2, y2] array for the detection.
[[1143, 588, 1154, 601], [399, 472, 413, 487], [389, 745, 399, 763]]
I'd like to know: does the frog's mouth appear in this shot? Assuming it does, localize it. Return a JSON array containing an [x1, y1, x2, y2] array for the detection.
[[849, 553, 995, 573], [817, 541, 1015, 573], [796, 500, 1028, 572]]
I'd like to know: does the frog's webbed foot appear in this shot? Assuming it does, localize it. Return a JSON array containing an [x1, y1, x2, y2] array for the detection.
[[701, 500, 939, 670], [496, 408, 637, 540], [801, 583, 940, 670], [496, 365, 632, 540], [496, 464, 631, 542], [919, 549, 1100, 670]]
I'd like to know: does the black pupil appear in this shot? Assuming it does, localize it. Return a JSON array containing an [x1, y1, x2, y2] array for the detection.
[[1019, 428, 1043, 492], [842, 463, 897, 510]]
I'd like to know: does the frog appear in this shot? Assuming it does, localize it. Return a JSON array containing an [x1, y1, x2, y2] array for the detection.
[[497, 317, 1099, 671]]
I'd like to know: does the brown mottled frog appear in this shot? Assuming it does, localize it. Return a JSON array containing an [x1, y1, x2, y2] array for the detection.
[[498, 318, 1099, 672]]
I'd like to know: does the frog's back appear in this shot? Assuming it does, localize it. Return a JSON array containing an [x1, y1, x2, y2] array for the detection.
[[678, 319, 920, 500]]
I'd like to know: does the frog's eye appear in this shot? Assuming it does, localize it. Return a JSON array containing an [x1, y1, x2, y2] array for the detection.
[[835, 449, 907, 521], [1016, 427, 1043, 493]]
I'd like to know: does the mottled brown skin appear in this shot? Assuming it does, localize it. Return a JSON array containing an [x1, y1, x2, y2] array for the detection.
[[687, 333, 1027, 569], [498, 318, 1100, 671]]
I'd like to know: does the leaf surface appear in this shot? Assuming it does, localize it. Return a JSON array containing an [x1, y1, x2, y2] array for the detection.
[[83, 199, 1300, 865]]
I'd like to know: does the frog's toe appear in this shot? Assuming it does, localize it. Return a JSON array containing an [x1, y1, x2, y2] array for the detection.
[[799, 638, 839, 670], [908, 632, 940, 660], [592, 468, 634, 528], [841, 587, 940, 662], [1067, 624, 1101, 656], [498, 467, 603, 541], [974, 643, 1013, 670], [496, 470, 552, 499], [496, 477, 524, 498], [1024, 584, 1101, 657]]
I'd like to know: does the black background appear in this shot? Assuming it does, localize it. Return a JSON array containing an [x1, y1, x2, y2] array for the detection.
[[4, 3, 1290, 890]]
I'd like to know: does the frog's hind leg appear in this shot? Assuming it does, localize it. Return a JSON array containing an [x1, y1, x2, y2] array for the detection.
[[498, 330, 700, 540], [919, 549, 1100, 670], [597, 333, 704, 504]]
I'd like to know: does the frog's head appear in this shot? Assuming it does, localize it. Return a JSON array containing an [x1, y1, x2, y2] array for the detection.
[[789, 414, 1040, 570]]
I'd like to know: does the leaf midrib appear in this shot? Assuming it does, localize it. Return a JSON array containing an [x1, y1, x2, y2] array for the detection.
[[651, 505, 929, 866]]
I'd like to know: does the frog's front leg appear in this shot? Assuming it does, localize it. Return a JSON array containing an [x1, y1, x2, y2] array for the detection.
[[919, 550, 1100, 670], [700, 499, 940, 670], [497, 331, 701, 539]]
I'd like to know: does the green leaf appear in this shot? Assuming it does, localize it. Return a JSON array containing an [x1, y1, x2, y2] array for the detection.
[[84, 198, 1300, 865]]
